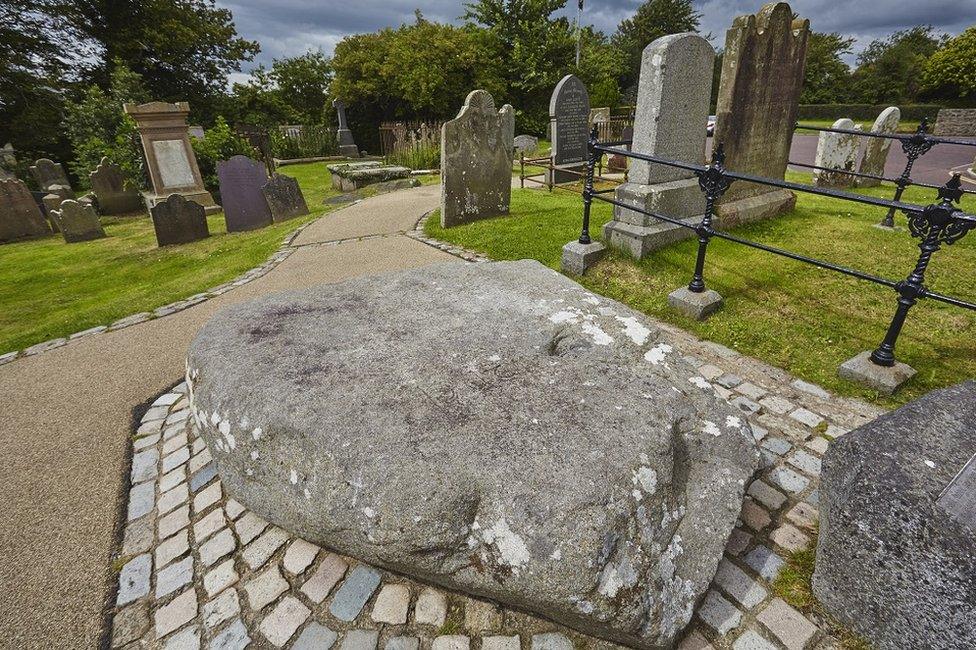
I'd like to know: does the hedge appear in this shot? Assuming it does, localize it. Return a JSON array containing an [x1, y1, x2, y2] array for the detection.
[[796, 104, 949, 122]]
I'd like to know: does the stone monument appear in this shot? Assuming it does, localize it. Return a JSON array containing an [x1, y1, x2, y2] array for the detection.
[[262, 173, 309, 222], [90, 157, 143, 214], [0, 179, 50, 242], [0, 143, 17, 180], [186, 259, 760, 650], [51, 199, 106, 243], [548, 74, 590, 184], [513, 135, 538, 154], [29, 158, 71, 193], [124, 101, 218, 214], [216, 155, 273, 232], [812, 118, 861, 188], [149, 194, 210, 246], [814, 381, 976, 649], [713, 2, 809, 225], [440, 90, 514, 228], [602, 33, 714, 259], [333, 100, 360, 158], [856, 107, 900, 187]]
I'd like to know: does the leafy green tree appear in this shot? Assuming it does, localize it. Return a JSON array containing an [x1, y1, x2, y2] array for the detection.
[[576, 27, 626, 110], [271, 52, 333, 125], [800, 32, 854, 104], [231, 67, 300, 127], [851, 26, 947, 104], [63, 63, 150, 188], [922, 26, 976, 100], [190, 116, 256, 197], [612, 0, 702, 94]]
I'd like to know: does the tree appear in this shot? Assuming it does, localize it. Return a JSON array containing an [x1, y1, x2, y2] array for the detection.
[[231, 67, 300, 127], [922, 26, 976, 100], [612, 0, 702, 94], [801, 32, 854, 104], [271, 52, 333, 125], [850, 26, 947, 104], [70, 0, 260, 121]]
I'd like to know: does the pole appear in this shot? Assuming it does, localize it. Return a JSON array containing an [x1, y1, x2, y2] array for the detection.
[[575, 0, 583, 68]]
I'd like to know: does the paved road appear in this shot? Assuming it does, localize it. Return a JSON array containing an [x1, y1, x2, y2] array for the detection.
[[0, 185, 451, 648]]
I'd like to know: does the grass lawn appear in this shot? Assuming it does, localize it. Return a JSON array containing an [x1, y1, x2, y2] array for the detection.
[[796, 119, 923, 134], [425, 172, 976, 406], [0, 161, 346, 355]]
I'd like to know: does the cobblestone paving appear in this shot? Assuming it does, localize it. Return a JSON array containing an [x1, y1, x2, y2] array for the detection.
[[112, 317, 883, 650]]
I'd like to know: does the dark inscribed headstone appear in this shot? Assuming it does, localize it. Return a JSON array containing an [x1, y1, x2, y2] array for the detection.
[[90, 157, 143, 214], [549, 74, 590, 183], [216, 155, 273, 233], [52, 199, 106, 243], [150, 194, 210, 246], [29, 158, 71, 193], [333, 99, 360, 158], [0, 179, 50, 242], [262, 174, 309, 222]]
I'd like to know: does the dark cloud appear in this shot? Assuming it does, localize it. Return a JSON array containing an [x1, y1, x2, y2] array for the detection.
[[218, 0, 976, 78]]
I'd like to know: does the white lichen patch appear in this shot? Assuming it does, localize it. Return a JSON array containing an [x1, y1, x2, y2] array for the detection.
[[478, 518, 532, 571], [549, 549, 562, 561], [702, 421, 722, 437], [363, 507, 376, 518], [615, 316, 651, 345], [632, 466, 658, 496], [688, 376, 711, 390], [726, 415, 741, 429], [924, 459, 936, 468], [488, 354, 501, 362], [583, 295, 601, 306], [548, 309, 581, 325], [251, 427, 262, 441], [289, 468, 298, 484], [598, 553, 638, 599], [581, 322, 613, 346], [644, 343, 674, 365]]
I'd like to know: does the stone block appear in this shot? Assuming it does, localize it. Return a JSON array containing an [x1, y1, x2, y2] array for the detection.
[[668, 287, 724, 320], [714, 189, 796, 228], [838, 350, 916, 395], [560, 240, 605, 275]]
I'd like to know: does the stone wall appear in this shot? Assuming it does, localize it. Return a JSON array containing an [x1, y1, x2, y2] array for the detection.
[[934, 109, 976, 136]]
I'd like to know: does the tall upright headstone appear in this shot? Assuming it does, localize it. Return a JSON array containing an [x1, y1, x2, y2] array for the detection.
[[333, 100, 360, 158], [124, 101, 218, 214], [150, 194, 210, 246], [0, 143, 17, 180], [90, 157, 143, 214], [262, 173, 309, 222], [217, 155, 273, 232], [602, 33, 715, 259], [0, 179, 50, 242], [51, 199, 106, 243], [856, 107, 900, 187], [713, 2, 809, 225], [548, 74, 590, 184], [812, 119, 861, 188], [440, 90, 514, 228], [29, 158, 73, 196]]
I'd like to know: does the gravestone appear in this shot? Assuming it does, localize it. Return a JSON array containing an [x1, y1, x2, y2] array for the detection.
[[90, 157, 143, 214], [0, 179, 50, 242], [0, 143, 16, 180], [589, 107, 610, 124], [608, 125, 634, 171], [513, 135, 538, 154], [814, 381, 976, 649], [51, 199, 106, 243], [548, 74, 590, 184], [333, 99, 360, 158], [603, 33, 714, 259], [327, 161, 382, 190], [713, 2, 809, 225], [812, 118, 861, 188], [217, 155, 273, 232], [440, 90, 514, 228], [262, 173, 309, 222], [150, 194, 210, 246], [30, 158, 72, 193], [41, 193, 62, 232], [124, 101, 218, 214], [856, 107, 900, 188], [188, 125, 206, 139]]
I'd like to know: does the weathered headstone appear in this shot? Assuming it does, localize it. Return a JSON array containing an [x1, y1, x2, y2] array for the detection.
[[814, 381, 976, 649], [713, 2, 809, 225], [187, 259, 760, 650], [812, 118, 861, 188], [30, 158, 72, 194], [124, 101, 218, 214], [333, 99, 360, 158], [603, 33, 714, 259], [0, 179, 50, 242], [90, 157, 143, 214], [0, 143, 16, 180], [440, 90, 514, 228], [217, 155, 273, 232], [149, 194, 210, 246], [262, 173, 309, 222], [548, 74, 590, 184], [41, 193, 62, 232], [513, 135, 538, 154], [188, 125, 206, 139], [607, 125, 633, 172], [51, 199, 106, 243], [856, 107, 900, 187]]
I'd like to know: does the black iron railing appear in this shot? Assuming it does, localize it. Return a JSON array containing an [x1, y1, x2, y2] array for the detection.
[[578, 126, 976, 370], [793, 117, 976, 227]]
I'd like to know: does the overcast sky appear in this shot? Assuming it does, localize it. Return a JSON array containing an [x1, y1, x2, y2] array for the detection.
[[219, 0, 975, 84]]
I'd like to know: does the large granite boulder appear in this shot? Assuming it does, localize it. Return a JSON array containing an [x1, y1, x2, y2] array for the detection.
[[186, 260, 759, 648], [813, 381, 976, 649]]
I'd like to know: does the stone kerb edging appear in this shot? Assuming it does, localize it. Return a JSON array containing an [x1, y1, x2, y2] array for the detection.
[[0, 221, 315, 367], [406, 210, 492, 263]]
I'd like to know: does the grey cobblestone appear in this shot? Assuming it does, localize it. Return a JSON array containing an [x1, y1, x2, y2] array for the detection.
[[744, 546, 785, 582], [414, 587, 447, 626], [387, 636, 420, 650], [714, 559, 767, 609], [372, 583, 410, 624], [260, 596, 310, 646], [210, 618, 250, 650], [301, 553, 348, 603], [757, 598, 818, 649], [294, 623, 339, 650], [732, 629, 777, 650], [747, 480, 787, 511], [131, 449, 158, 483], [204, 559, 238, 598], [698, 591, 742, 636], [244, 565, 289, 611], [202, 588, 240, 629], [768, 467, 810, 494], [432, 637, 470, 650], [117, 554, 151, 606], [156, 556, 193, 599], [329, 565, 381, 621], [128, 482, 155, 521], [787, 449, 822, 476], [788, 407, 824, 429], [242, 526, 288, 570], [155, 530, 189, 569], [154, 588, 197, 639]]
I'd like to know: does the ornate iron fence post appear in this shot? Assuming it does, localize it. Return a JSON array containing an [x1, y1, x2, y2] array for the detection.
[[870, 174, 973, 366], [578, 126, 600, 245], [688, 145, 733, 293], [879, 117, 935, 228]]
